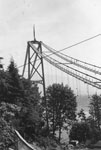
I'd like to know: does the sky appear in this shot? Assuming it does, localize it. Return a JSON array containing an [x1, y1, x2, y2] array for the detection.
[[1, 0, 101, 98]]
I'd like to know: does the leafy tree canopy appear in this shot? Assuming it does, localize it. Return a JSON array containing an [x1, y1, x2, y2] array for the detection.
[[45, 83, 77, 140], [69, 122, 91, 143], [77, 109, 86, 121], [89, 94, 101, 130]]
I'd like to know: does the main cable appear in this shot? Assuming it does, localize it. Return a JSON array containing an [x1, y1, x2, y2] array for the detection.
[[54, 34, 101, 53], [46, 54, 101, 82], [42, 42, 101, 69], [18, 34, 101, 69]]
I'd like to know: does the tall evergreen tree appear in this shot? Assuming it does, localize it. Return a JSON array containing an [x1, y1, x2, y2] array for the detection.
[[0, 59, 44, 146], [14, 78, 44, 141], [6, 59, 23, 104], [0, 70, 9, 102]]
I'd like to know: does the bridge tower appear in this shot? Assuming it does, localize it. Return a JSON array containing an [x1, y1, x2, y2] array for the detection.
[[22, 27, 46, 97], [22, 27, 49, 128]]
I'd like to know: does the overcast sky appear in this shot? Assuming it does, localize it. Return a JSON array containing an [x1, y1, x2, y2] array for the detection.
[[1, 0, 101, 96]]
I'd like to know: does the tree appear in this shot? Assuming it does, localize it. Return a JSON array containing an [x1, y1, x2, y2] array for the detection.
[[0, 59, 24, 104], [86, 116, 100, 143], [45, 83, 77, 141], [21, 78, 41, 107], [0, 102, 20, 149], [0, 70, 9, 102], [89, 94, 101, 131], [0, 59, 44, 144], [6, 59, 23, 104], [69, 122, 91, 143], [14, 78, 44, 141], [77, 109, 86, 122]]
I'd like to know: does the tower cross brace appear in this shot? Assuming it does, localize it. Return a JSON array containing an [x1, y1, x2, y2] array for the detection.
[[22, 39, 46, 97]]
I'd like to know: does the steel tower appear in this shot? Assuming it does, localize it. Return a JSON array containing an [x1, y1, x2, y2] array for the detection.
[[22, 27, 46, 97], [22, 27, 49, 128]]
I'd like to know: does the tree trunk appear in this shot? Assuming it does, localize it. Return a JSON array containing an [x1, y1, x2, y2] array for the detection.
[[52, 107, 55, 136], [58, 125, 62, 142]]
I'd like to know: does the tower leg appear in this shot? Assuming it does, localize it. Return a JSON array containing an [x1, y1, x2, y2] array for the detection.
[[22, 40, 49, 131]]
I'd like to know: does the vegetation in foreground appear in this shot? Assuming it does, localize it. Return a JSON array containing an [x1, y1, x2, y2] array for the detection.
[[0, 59, 101, 149]]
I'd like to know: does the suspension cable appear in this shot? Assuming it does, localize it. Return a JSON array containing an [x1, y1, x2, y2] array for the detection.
[[18, 34, 101, 69], [42, 42, 101, 69], [45, 54, 101, 82], [42, 34, 101, 60], [42, 42, 101, 75], [28, 41, 101, 89]]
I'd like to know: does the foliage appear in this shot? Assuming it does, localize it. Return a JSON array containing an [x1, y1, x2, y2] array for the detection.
[[13, 78, 44, 141], [0, 70, 9, 102], [86, 116, 101, 143], [0, 102, 21, 122], [69, 122, 91, 143], [44, 83, 77, 140], [0, 118, 14, 149], [77, 109, 86, 121], [0, 59, 44, 147], [6, 59, 23, 104], [17, 104, 44, 141], [0, 102, 20, 149], [35, 136, 58, 149], [89, 94, 101, 130], [0, 59, 23, 104], [21, 78, 41, 107], [0, 59, 79, 148]]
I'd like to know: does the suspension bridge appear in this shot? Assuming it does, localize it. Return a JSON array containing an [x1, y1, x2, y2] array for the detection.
[[20, 28, 101, 98], [1, 28, 101, 150]]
